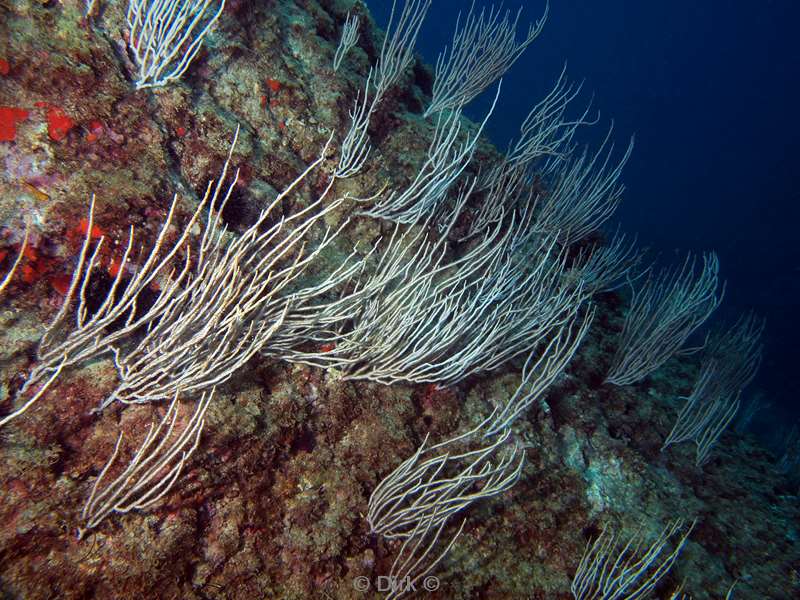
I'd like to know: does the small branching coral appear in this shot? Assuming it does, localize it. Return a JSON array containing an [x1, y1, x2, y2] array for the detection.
[[381, 508, 466, 600], [362, 84, 501, 224], [79, 389, 212, 536], [455, 69, 596, 241], [372, 0, 432, 98], [663, 312, 765, 465], [455, 152, 534, 242], [777, 423, 800, 475], [367, 415, 524, 540], [662, 361, 741, 467], [333, 11, 360, 72], [335, 0, 431, 178], [534, 127, 634, 246], [424, 1, 549, 116], [484, 305, 595, 435], [669, 581, 738, 600], [570, 231, 645, 295], [571, 519, 696, 600], [126, 0, 226, 89], [0, 220, 29, 297], [498, 67, 594, 175], [605, 253, 724, 386]]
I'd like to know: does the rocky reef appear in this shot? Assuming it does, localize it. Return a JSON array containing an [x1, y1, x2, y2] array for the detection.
[[0, 1, 798, 599]]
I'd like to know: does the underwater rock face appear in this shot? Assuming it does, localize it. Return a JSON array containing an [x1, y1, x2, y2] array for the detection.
[[0, 1, 797, 599]]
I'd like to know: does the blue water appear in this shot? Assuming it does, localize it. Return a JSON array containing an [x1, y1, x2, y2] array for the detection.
[[369, 0, 800, 431]]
